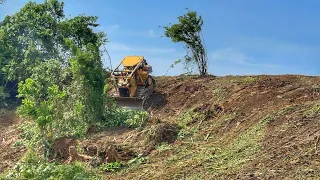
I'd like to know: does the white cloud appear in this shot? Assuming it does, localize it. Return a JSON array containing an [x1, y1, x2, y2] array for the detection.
[[210, 47, 280, 68], [96, 24, 120, 34], [208, 37, 320, 76], [211, 48, 250, 64], [106, 24, 120, 31], [231, 36, 320, 56], [121, 29, 160, 38], [147, 30, 157, 38]]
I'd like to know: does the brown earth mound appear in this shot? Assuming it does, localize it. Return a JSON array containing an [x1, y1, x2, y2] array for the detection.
[[50, 136, 136, 166], [47, 122, 180, 167], [138, 122, 180, 154]]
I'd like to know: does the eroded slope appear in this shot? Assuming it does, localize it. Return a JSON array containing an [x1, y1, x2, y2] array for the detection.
[[105, 75, 320, 179]]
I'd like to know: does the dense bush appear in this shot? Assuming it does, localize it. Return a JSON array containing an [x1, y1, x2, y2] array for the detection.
[[103, 99, 149, 128], [0, 0, 109, 158], [0, 0, 151, 159], [0, 1, 149, 178], [0, 151, 102, 180]]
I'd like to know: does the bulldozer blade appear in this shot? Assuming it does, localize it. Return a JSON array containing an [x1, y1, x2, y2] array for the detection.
[[114, 97, 145, 110]]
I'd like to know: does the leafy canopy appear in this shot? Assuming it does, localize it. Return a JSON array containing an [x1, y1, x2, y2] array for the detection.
[[0, 0, 106, 81], [162, 8, 208, 75], [1, 0, 148, 159], [0, 0, 108, 157]]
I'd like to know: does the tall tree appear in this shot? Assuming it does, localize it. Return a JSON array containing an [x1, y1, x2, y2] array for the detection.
[[0, 0, 107, 156], [0, 0, 65, 81], [162, 8, 208, 76]]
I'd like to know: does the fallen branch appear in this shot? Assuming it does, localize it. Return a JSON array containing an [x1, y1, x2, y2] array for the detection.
[[315, 135, 319, 154], [124, 134, 134, 142], [204, 133, 210, 141]]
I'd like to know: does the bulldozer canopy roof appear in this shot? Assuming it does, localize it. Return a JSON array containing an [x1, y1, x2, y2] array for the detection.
[[122, 56, 144, 67]]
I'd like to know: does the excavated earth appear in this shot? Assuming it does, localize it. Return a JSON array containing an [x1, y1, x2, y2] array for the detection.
[[0, 110, 26, 173], [0, 75, 320, 179]]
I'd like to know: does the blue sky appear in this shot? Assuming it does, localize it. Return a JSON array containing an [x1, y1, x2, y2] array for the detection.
[[1, 0, 319, 76]]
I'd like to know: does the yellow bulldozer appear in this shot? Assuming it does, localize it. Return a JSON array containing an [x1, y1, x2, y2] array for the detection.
[[109, 56, 156, 110]]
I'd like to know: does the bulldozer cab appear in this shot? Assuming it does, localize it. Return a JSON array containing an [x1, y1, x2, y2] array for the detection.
[[111, 56, 151, 86]]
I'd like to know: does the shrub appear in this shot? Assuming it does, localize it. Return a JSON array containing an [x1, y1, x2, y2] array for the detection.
[[0, 151, 102, 180], [103, 105, 149, 128]]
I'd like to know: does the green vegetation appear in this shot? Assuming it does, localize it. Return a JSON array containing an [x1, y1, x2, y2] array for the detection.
[[176, 108, 206, 139], [137, 114, 276, 179], [209, 115, 274, 171], [103, 105, 149, 128], [162, 8, 208, 76], [277, 105, 295, 116], [0, 0, 148, 179], [0, 151, 102, 180], [1, 0, 319, 179], [156, 142, 173, 154], [0, 73, 10, 108], [303, 103, 320, 118], [211, 87, 228, 103], [99, 162, 123, 172], [0, 0, 107, 158]]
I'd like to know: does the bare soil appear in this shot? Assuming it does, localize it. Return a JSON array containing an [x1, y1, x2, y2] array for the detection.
[[105, 75, 320, 179], [1, 75, 320, 179], [0, 110, 26, 173]]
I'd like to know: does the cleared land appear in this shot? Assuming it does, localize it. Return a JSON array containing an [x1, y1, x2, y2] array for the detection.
[[1, 75, 320, 179]]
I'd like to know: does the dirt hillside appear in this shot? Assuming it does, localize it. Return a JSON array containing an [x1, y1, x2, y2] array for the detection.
[[0, 75, 319, 179], [106, 75, 320, 179]]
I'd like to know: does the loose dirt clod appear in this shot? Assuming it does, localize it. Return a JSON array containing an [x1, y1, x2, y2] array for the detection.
[[51, 137, 78, 161], [50, 137, 136, 166], [65, 146, 94, 164], [193, 103, 224, 119]]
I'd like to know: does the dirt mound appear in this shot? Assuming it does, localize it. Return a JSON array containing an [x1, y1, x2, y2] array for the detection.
[[47, 122, 180, 167], [143, 90, 167, 111], [0, 110, 20, 127], [69, 123, 179, 166], [81, 141, 135, 167], [50, 136, 136, 166], [50, 137, 78, 161], [138, 122, 180, 154]]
